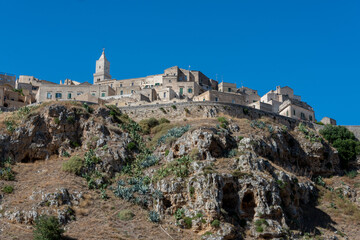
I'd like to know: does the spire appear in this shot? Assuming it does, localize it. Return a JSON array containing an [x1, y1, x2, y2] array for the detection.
[[99, 48, 106, 60]]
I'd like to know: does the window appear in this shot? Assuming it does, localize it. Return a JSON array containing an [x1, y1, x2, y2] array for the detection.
[[55, 93, 62, 99], [91, 92, 96, 96], [164, 92, 166, 98], [120, 90, 123, 95], [184, 76, 187, 81], [120, 84, 122, 87], [111, 84, 113, 88], [131, 90, 134, 94], [169, 80, 172, 83], [286, 111, 289, 116], [232, 100, 235, 103], [131, 82, 134, 86], [155, 83, 160, 86], [300, 112, 306, 120], [47, 92, 52, 99], [203, 98, 205, 101], [101, 92, 106, 97], [97, 78, 100, 82], [228, 88, 231, 92], [293, 110, 296, 115], [77, 92, 83, 96], [188, 88, 193, 93], [179, 88, 183, 95], [215, 97, 218, 102], [67, 93, 72, 99], [309, 115, 313, 121]]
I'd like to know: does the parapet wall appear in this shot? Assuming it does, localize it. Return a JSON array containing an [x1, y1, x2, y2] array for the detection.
[[119, 101, 306, 129]]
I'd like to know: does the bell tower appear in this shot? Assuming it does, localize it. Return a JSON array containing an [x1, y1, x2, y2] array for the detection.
[[93, 48, 112, 84]]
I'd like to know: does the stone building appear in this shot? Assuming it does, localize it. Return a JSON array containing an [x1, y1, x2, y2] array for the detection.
[[0, 72, 16, 88], [248, 86, 315, 122], [0, 84, 33, 108], [321, 117, 337, 125]]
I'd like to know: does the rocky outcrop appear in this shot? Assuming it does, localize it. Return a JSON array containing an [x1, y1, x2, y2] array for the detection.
[[0, 104, 132, 176]]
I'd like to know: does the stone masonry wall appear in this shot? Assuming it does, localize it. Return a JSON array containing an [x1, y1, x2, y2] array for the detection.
[[119, 101, 307, 129]]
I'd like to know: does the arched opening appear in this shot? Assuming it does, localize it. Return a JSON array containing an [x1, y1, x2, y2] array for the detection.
[[222, 183, 239, 217], [240, 191, 256, 219]]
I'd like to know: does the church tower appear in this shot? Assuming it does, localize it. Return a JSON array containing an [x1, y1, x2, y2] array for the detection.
[[93, 49, 112, 84]]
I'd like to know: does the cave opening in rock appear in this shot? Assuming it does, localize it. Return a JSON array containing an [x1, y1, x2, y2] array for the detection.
[[21, 154, 31, 163], [240, 191, 256, 219], [163, 198, 171, 209], [222, 182, 239, 217]]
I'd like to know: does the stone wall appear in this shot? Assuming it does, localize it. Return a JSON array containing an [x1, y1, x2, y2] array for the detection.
[[344, 126, 360, 140], [119, 101, 308, 129]]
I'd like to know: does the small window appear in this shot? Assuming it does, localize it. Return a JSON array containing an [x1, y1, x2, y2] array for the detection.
[[55, 93, 62, 99], [286, 111, 289, 116], [77, 92, 82, 96], [228, 88, 231, 92], [120, 84, 122, 87], [301, 112, 306, 120], [293, 110, 296, 115], [232, 100, 235, 103], [67, 93, 72, 99], [131, 90, 134, 94], [215, 97, 218, 102], [155, 83, 160, 86], [203, 98, 205, 101], [101, 92, 105, 97], [91, 93, 96, 96], [164, 92, 166, 98], [131, 82, 134, 86], [188, 88, 193, 93], [309, 115, 313, 121], [169, 80, 172, 83], [47, 92, 52, 99], [120, 90, 123, 95]]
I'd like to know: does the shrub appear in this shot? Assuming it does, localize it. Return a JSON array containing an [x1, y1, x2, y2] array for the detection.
[[139, 118, 159, 133], [165, 150, 169, 156], [184, 217, 192, 229], [175, 208, 185, 221], [184, 108, 190, 114], [62, 151, 70, 157], [66, 116, 75, 124], [189, 186, 195, 197], [243, 108, 249, 115], [5, 120, 15, 133], [227, 149, 238, 158], [171, 105, 177, 110], [159, 118, 170, 124], [33, 215, 64, 240], [127, 142, 136, 151], [148, 211, 160, 223], [70, 141, 80, 148], [159, 107, 166, 114], [54, 118, 60, 125], [118, 209, 135, 221], [211, 219, 220, 228], [62, 156, 83, 175], [320, 125, 360, 168], [217, 117, 228, 125], [2, 185, 14, 194], [346, 170, 358, 179], [82, 102, 93, 113]]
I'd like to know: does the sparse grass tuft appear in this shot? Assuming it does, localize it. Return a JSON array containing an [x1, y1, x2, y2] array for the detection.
[[118, 209, 135, 221], [2, 185, 14, 194], [62, 156, 83, 175]]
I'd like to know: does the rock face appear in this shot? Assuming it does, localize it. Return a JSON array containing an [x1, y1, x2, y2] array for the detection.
[[0, 104, 131, 177], [0, 103, 343, 239]]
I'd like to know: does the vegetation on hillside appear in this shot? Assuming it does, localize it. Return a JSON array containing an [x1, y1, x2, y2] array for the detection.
[[320, 125, 360, 168]]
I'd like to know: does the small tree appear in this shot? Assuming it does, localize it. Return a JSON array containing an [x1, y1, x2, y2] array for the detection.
[[33, 215, 64, 240]]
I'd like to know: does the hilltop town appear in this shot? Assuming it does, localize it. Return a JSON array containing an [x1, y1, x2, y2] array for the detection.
[[0, 49, 333, 124]]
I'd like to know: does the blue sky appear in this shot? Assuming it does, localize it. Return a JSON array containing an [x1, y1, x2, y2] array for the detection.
[[1, 0, 359, 125]]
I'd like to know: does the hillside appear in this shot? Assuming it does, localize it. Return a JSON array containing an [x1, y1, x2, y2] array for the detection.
[[0, 102, 359, 240]]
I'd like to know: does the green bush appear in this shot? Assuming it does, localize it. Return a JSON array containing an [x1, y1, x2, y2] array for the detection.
[[83, 102, 93, 113], [139, 118, 159, 133], [346, 170, 358, 179], [127, 142, 136, 151], [165, 150, 169, 156], [118, 209, 135, 221], [184, 217, 192, 229], [211, 219, 220, 228], [243, 108, 249, 115], [54, 118, 60, 125], [62, 156, 83, 175], [159, 118, 170, 124], [171, 105, 177, 110], [66, 116, 75, 124], [33, 215, 64, 240], [62, 151, 70, 157], [217, 117, 228, 125], [2, 185, 14, 194], [175, 208, 185, 221], [159, 107, 167, 114], [320, 125, 360, 168]]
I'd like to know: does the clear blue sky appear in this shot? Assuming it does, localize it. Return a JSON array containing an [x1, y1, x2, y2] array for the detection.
[[1, 1, 359, 125]]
